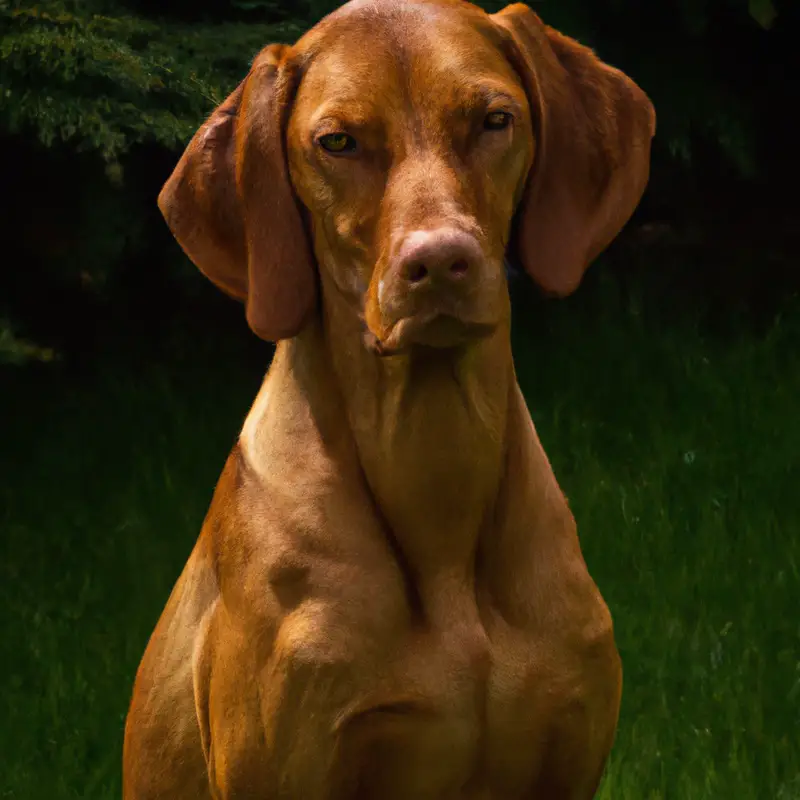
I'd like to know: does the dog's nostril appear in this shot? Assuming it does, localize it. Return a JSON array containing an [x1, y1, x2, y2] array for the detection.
[[408, 263, 429, 283], [450, 259, 469, 276]]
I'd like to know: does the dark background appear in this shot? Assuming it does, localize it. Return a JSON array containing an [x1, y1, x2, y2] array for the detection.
[[1, 0, 798, 797], [2, 0, 799, 359]]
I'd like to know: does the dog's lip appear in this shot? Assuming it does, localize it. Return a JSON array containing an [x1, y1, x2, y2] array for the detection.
[[367, 311, 497, 357]]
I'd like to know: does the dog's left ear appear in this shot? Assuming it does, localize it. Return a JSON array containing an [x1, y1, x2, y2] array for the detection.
[[492, 4, 656, 296]]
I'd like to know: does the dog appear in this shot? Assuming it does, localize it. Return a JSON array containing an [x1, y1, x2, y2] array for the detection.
[[123, 1, 655, 797]]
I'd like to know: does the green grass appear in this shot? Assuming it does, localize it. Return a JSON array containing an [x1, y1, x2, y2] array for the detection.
[[2, 277, 799, 798]]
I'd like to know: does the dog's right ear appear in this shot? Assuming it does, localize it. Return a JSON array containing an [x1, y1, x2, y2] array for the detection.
[[158, 44, 317, 342]]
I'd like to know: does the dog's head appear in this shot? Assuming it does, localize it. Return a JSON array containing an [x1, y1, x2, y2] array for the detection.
[[159, 0, 655, 353]]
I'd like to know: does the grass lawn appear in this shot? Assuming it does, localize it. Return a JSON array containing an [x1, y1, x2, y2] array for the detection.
[[2, 275, 798, 798]]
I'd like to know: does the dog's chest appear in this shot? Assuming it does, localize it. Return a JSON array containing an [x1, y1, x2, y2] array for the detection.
[[224, 467, 616, 796], [213, 534, 616, 798], [323, 588, 603, 799]]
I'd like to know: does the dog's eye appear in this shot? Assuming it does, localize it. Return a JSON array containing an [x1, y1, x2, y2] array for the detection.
[[318, 133, 357, 154], [484, 111, 512, 131]]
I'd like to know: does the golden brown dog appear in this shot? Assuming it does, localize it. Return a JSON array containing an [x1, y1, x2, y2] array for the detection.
[[122, 1, 655, 796]]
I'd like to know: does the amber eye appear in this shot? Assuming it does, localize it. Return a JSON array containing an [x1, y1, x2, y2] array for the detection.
[[318, 132, 357, 154], [484, 111, 512, 131]]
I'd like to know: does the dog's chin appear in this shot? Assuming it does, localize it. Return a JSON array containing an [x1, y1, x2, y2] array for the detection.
[[366, 313, 497, 357]]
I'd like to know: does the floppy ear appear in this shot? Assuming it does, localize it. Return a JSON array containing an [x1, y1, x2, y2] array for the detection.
[[157, 44, 317, 341], [492, 4, 656, 296]]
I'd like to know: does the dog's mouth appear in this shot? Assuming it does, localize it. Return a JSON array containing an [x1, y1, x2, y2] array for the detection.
[[365, 312, 497, 357]]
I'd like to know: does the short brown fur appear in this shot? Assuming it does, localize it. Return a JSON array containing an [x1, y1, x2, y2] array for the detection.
[[124, 1, 654, 797]]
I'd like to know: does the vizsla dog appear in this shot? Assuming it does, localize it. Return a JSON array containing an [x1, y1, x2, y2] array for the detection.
[[123, 0, 655, 797]]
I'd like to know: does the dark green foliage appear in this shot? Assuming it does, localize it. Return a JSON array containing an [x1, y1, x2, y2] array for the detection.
[[0, 0, 304, 358], [0, 318, 57, 364], [0, 0, 304, 164]]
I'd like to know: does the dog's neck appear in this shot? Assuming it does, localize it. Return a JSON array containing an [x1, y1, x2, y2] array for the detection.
[[337, 282, 514, 597], [242, 289, 516, 614]]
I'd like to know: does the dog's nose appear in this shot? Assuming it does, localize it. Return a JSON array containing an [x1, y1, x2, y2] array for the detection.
[[395, 229, 483, 289]]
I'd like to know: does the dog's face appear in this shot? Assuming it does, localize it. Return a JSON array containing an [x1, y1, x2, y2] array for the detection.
[[287, 1, 532, 352], [158, 0, 655, 349]]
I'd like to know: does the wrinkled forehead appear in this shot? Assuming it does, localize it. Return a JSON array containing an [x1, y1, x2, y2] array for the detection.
[[291, 1, 526, 126]]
